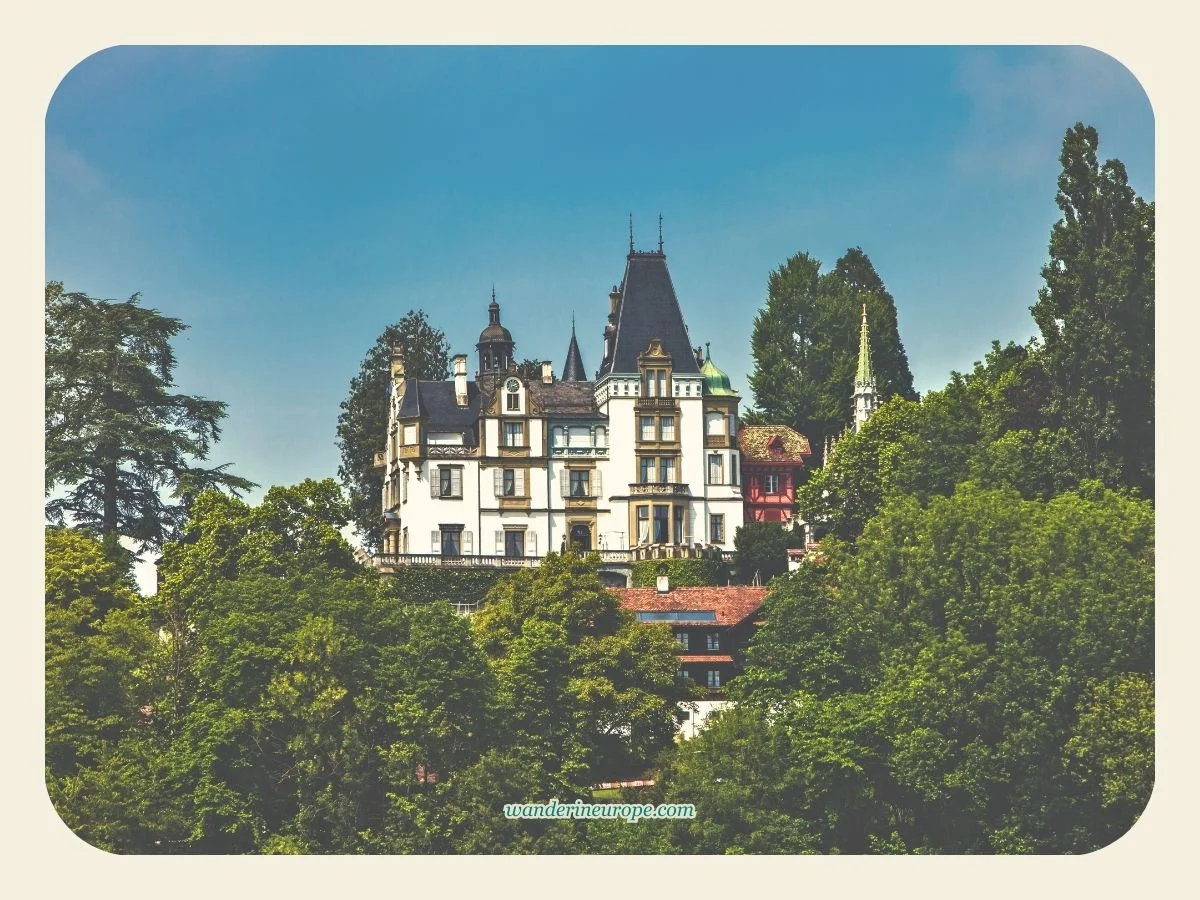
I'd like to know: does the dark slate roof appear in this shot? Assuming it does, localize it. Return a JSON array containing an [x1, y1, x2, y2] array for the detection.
[[527, 379, 603, 419], [562, 326, 587, 382], [599, 251, 701, 378], [397, 380, 484, 445]]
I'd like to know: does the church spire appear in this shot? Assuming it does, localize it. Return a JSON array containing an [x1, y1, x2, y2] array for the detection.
[[852, 303, 879, 432], [561, 316, 587, 382]]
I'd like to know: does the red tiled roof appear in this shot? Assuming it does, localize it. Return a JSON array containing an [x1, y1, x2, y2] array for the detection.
[[677, 654, 735, 664], [613, 586, 768, 627]]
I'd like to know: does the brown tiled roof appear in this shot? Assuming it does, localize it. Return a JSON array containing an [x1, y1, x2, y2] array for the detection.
[[738, 424, 812, 463], [613, 586, 768, 627], [678, 654, 735, 664]]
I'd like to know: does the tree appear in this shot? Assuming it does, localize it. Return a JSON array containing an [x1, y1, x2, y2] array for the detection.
[[1031, 123, 1155, 497], [336, 311, 450, 551], [45, 527, 185, 852], [471, 552, 692, 789], [747, 249, 916, 467], [731, 520, 791, 585], [45, 282, 254, 552]]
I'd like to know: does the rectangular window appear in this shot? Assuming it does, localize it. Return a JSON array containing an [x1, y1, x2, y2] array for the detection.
[[657, 370, 667, 397], [570, 470, 590, 497], [675, 632, 690, 650], [707, 669, 721, 689], [438, 466, 463, 498], [707, 633, 720, 651], [640, 416, 656, 441], [495, 468, 526, 498], [636, 506, 650, 544], [441, 529, 461, 557], [660, 416, 675, 441], [710, 514, 725, 544], [503, 422, 524, 447], [763, 473, 780, 494], [504, 530, 524, 558], [640, 457, 654, 484], [506, 392, 520, 411], [673, 506, 684, 545], [403, 423, 416, 445], [503, 469, 516, 496], [708, 453, 723, 485], [659, 457, 675, 483], [653, 506, 669, 544]]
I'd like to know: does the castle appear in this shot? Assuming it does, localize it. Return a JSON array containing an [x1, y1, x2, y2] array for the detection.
[[373, 235, 878, 582]]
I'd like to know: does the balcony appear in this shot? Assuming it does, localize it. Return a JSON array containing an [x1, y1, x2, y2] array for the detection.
[[428, 444, 476, 458], [628, 482, 691, 497], [371, 450, 387, 473], [634, 397, 678, 411], [704, 434, 731, 449]]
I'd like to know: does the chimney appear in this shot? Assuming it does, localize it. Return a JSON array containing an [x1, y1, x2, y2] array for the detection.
[[390, 347, 407, 400], [541, 360, 553, 384], [453, 354, 468, 407], [656, 574, 670, 594]]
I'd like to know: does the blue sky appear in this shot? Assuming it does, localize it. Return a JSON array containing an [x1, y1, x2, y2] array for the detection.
[[46, 45, 1154, 505]]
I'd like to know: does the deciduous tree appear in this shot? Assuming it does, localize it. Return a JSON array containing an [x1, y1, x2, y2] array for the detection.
[[336, 311, 450, 551]]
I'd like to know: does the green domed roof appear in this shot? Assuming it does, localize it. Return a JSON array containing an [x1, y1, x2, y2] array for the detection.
[[700, 348, 736, 396]]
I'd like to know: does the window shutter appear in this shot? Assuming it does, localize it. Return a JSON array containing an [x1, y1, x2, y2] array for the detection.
[[494, 469, 503, 496], [431, 530, 440, 553], [528, 531, 537, 556], [516, 469, 526, 497], [560, 469, 569, 498], [495, 530, 504, 554], [452, 468, 462, 496], [592, 469, 602, 498], [463, 531, 473, 554], [430, 472, 439, 497]]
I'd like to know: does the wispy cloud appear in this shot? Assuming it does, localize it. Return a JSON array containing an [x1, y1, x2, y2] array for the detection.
[[950, 46, 1150, 180], [45, 134, 135, 224]]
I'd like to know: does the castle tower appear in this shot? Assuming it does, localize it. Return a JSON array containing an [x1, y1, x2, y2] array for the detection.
[[476, 290, 515, 380], [562, 318, 587, 382], [851, 303, 879, 432]]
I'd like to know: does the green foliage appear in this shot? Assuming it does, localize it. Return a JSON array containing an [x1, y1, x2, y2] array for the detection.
[[44, 528, 182, 852], [1031, 124, 1155, 498], [45, 282, 254, 551], [473, 552, 694, 789], [654, 482, 1154, 854], [747, 249, 916, 466], [336, 311, 451, 551], [629, 557, 728, 588], [381, 565, 509, 606], [732, 521, 790, 584]]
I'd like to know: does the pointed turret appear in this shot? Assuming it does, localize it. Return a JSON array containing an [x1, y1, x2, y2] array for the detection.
[[851, 303, 879, 432], [562, 317, 587, 382]]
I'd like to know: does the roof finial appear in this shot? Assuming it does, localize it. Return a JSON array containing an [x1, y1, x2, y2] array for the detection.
[[629, 212, 634, 253], [705, 341, 711, 362], [492, 284, 496, 304], [658, 214, 664, 253]]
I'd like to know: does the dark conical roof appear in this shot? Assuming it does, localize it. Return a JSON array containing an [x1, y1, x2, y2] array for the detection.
[[562, 321, 587, 382], [598, 251, 700, 377]]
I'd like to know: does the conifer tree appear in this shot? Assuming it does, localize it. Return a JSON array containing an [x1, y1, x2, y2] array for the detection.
[[44, 282, 254, 551]]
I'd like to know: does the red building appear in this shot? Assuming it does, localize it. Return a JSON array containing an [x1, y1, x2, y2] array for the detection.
[[737, 425, 812, 525]]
